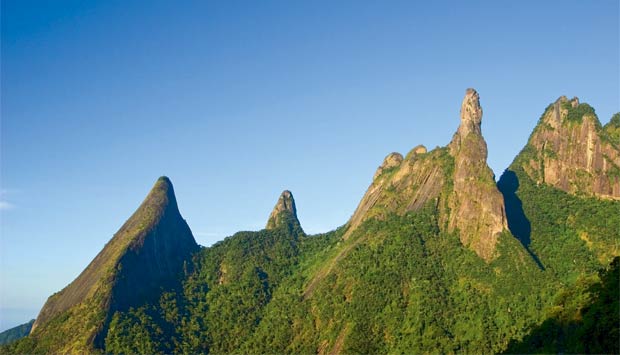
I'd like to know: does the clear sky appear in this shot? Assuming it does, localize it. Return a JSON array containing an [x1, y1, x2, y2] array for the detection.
[[1, 0, 618, 331]]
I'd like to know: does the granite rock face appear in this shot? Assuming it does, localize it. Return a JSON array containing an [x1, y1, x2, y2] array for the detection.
[[346, 89, 507, 260], [31, 177, 198, 352], [373, 152, 404, 180], [346, 145, 447, 240], [446, 88, 508, 261], [266, 190, 302, 231], [518, 96, 620, 199]]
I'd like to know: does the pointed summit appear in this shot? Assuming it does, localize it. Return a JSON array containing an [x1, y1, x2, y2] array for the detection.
[[506, 96, 620, 199], [446, 89, 507, 260], [459, 88, 483, 130], [373, 152, 404, 180], [341, 89, 507, 260], [449, 88, 483, 153], [30, 177, 198, 353], [266, 190, 301, 230]]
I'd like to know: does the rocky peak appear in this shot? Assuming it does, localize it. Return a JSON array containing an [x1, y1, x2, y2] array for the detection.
[[373, 152, 404, 180], [516, 96, 620, 199], [344, 89, 508, 260], [266, 190, 300, 230], [449, 88, 483, 153], [155, 176, 178, 208], [445, 89, 508, 261], [31, 176, 197, 351], [405, 145, 427, 160], [345, 145, 447, 240]]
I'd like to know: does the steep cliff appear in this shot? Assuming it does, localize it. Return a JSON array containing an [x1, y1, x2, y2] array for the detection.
[[345, 147, 448, 239], [445, 88, 508, 260], [29, 177, 198, 353], [514, 96, 620, 199], [498, 97, 620, 279], [345, 89, 507, 260], [266, 190, 302, 232], [4, 91, 619, 355]]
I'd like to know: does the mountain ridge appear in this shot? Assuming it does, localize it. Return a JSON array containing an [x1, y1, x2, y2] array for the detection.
[[3, 90, 618, 354]]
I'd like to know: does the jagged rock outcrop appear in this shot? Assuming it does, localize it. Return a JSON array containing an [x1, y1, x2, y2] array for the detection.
[[515, 96, 620, 199], [344, 89, 507, 261], [30, 177, 198, 353], [266, 190, 302, 231], [373, 152, 403, 180], [345, 146, 448, 239], [446, 88, 508, 260]]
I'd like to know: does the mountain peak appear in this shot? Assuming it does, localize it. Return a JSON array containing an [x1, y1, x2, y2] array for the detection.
[[266, 190, 300, 230], [512, 97, 620, 199], [30, 177, 197, 352], [373, 152, 403, 180], [343, 89, 507, 260], [446, 88, 508, 260], [146, 176, 178, 212], [460, 88, 482, 129], [449, 88, 484, 153]]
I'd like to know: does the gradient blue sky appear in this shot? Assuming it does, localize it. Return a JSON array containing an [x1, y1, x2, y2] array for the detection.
[[1, 0, 618, 331]]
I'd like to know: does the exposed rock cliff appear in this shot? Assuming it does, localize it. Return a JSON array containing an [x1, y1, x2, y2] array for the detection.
[[266, 190, 302, 232], [30, 177, 198, 353], [345, 146, 449, 240], [446, 88, 508, 260], [344, 89, 507, 260], [515, 96, 620, 199]]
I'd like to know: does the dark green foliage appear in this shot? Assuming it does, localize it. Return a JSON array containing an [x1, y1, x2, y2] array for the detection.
[[105, 307, 167, 355], [500, 166, 620, 282], [0, 320, 34, 345], [185, 205, 551, 355], [2, 177, 199, 355], [609, 112, 620, 127], [603, 112, 620, 146], [100, 216, 310, 355], [6, 161, 619, 354], [561, 101, 598, 125], [505, 257, 619, 354], [21, 177, 612, 355]]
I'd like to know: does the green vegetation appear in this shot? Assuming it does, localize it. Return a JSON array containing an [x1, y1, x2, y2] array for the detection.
[[603, 112, 620, 146], [561, 101, 598, 125], [1, 177, 197, 355], [4, 172, 618, 354], [506, 165, 620, 280], [3, 98, 619, 354], [34, 201, 606, 354], [0, 320, 34, 345], [505, 257, 619, 354], [81, 196, 616, 355]]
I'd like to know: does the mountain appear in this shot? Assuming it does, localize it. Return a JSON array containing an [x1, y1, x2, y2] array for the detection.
[[0, 320, 34, 345], [445, 88, 507, 260], [20, 177, 198, 354], [3, 90, 618, 354], [493, 96, 620, 353], [266, 190, 302, 232], [344, 88, 506, 260], [508, 96, 619, 199], [102, 191, 309, 354], [498, 97, 620, 280]]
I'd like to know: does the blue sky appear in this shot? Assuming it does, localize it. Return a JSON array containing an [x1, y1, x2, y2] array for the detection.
[[1, 0, 618, 331]]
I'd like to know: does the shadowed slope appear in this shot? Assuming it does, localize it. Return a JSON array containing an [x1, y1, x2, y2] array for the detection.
[[28, 177, 198, 353]]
